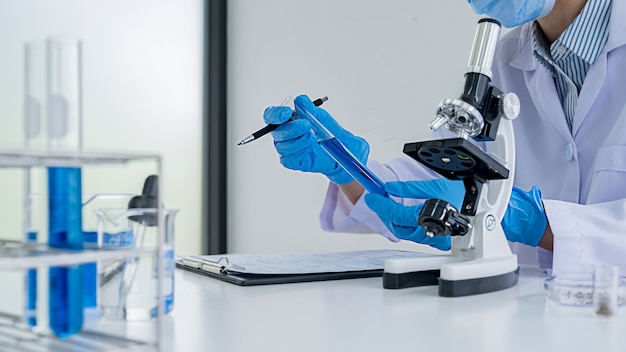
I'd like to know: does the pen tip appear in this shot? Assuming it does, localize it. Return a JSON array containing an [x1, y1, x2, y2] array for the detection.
[[238, 135, 255, 145]]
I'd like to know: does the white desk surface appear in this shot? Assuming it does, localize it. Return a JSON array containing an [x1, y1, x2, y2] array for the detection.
[[167, 265, 626, 352]]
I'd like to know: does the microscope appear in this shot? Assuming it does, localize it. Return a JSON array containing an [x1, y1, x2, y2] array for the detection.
[[383, 18, 520, 297]]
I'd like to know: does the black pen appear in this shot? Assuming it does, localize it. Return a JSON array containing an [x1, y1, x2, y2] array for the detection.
[[237, 96, 328, 146]]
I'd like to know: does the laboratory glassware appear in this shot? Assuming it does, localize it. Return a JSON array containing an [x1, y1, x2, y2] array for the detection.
[[544, 269, 625, 310], [96, 208, 178, 321], [23, 42, 46, 327], [593, 264, 620, 316], [82, 194, 136, 308], [1, 149, 164, 350], [46, 36, 84, 338], [297, 105, 388, 197]]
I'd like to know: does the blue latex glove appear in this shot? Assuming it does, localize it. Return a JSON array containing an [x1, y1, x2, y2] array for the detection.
[[263, 95, 369, 185], [364, 179, 466, 251], [502, 186, 547, 247], [467, 0, 555, 28]]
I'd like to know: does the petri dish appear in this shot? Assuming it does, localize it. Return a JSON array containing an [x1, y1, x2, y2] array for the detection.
[[544, 273, 626, 307]]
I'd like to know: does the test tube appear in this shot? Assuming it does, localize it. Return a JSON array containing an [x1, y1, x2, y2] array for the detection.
[[24, 42, 46, 148], [23, 41, 46, 328], [297, 106, 387, 197], [46, 36, 84, 338], [593, 264, 619, 317]]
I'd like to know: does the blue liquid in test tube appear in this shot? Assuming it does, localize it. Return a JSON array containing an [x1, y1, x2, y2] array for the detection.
[[26, 230, 37, 327], [297, 104, 388, 197], [48, 166, 83, 338], [319, 139, 387, 196]]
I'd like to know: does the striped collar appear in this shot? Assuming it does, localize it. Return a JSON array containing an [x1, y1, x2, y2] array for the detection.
[[508, 0, 626, 72], [532, 0, 612, 65]]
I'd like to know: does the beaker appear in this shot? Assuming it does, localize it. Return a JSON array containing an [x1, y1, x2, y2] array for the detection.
[[95, 208, 177, 321], [82, 194, 136, 308]]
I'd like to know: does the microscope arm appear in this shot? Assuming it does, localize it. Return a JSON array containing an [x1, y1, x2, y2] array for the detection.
[[456, 111, 515, 259]]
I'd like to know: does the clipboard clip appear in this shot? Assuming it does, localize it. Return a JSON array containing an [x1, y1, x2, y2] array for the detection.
[[181, 256, 245, 275]]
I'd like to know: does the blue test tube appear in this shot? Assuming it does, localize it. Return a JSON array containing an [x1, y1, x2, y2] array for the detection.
[[297, 105, 388, 197], [26, 230, 37, 327], [46, 36, 84, 338], [48, 167, 84, 338]]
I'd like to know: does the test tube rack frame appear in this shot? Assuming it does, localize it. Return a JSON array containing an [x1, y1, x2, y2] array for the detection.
[[0, 148, 165, 352]]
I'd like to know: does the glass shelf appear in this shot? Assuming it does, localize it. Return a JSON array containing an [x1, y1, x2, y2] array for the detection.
[[0, 240, 158, 270], [0, 312, 156, 351], [0, 148, 159, 168]]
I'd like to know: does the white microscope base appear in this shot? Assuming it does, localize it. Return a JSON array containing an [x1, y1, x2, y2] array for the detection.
[[383, 254, 519, 297]]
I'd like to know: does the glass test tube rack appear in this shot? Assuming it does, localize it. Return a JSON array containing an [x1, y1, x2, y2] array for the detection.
[[0, 148, 165, 352]]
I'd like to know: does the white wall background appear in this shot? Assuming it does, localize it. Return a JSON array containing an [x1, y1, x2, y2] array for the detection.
[[0, 0, 493, 257], [228, 1, 485, 254], [0, 0, 204, 256]]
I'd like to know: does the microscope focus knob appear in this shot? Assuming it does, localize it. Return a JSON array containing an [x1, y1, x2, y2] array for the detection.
[[499, 93, 520, 120], [418, 199, 471, 237]]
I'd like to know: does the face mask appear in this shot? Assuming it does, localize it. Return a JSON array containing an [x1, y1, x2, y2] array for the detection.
[[467, 0, 556, 28]]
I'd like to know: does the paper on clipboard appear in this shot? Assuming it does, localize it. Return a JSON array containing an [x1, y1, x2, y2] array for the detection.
[[178, 249, 430, 275]]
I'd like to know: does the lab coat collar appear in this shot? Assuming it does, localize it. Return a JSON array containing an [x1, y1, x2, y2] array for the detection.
[[524, 62, 573, 142], [606, 0, 626, 51], [507, 24, 573, 142], [509, 23, 536, 72], [573, 0, 626, 136], [507, 1, 626, 138], [572, 42, 607, 136]]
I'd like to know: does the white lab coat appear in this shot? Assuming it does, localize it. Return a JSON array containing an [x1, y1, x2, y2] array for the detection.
[[319, 0, 626, 277]]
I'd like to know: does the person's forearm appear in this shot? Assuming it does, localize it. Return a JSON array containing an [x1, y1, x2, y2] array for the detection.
[[538, 222, 554, 251], [339, 181, 365, 204]]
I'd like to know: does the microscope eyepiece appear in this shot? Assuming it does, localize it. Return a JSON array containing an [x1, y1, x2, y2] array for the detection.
[[478, 18, 501, 26], [467, 18, 501, 78]]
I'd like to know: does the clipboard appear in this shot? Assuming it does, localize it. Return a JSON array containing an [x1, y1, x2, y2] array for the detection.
[[175, 249, 429, 286]]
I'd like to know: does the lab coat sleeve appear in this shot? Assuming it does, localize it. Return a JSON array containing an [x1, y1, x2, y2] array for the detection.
[[319, 155, 439, 241], [544, 198, 626, 276]]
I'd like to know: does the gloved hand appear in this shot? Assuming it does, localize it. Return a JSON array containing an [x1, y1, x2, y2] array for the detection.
[[364, 179, 466, 251], [263, 95, 369, 185], [502, 186, 547, 247]]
